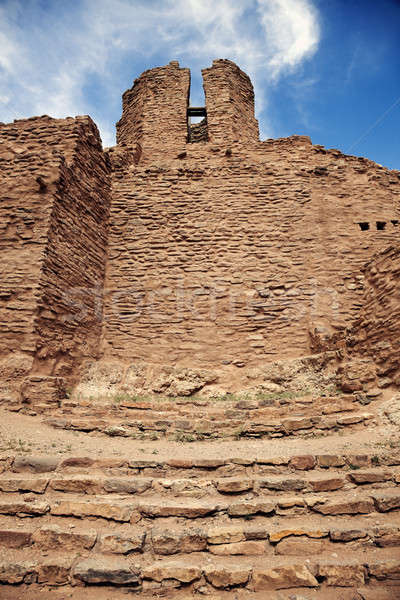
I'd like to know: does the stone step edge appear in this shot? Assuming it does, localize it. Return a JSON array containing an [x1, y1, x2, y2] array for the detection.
[[1, 465, 399, 495], [0, 489, 399, 520], [0, 554, 399, 590], [5, 389, 376, 413], [43, 411, 375, 438], [2, 450, 399, 475], [0, 517, 399, 555], [33, 398, 370, 419]]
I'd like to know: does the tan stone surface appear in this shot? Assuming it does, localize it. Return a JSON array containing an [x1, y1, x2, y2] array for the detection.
[[347, 246, 400, 385], [0, 560, 36, 584], [269, 528, 328, 543], [142, 562, 202, 583], [207, 525, 245, 544], [252, 564, 318, 590], [0, 529, 32, 548], [204, 564, 251, 588], [32, 524, 96, 550], [0, 477, 48, 493], [0, 115, 110, 390], [37, 558, 72, 584], [50, 499, 132, 521], [151, 528, 207, 555], [209, 540, 268, 555], [318, 563, 366, 586], [275, 537, 325, 555]]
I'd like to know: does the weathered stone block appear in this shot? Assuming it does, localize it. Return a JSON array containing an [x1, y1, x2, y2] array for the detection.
[[252, 565, 318, 590]]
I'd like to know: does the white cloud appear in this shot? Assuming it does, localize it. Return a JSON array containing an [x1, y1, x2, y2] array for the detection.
[[0, 33, 18, 71], [257, 0, 320, 78], [0, 0, 320, 144]]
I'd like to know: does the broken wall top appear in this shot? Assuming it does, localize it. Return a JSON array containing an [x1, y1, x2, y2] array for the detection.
[[116, 59, 259, 163]]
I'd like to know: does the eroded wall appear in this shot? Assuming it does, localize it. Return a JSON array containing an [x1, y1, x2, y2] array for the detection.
[[103, 126, 400, 368], [202, 59, 259, 145], [116, 61, 190, 162], [116, 59, 259, 165], [0, 116, 110, 383], [34, 118, 111, 378], [2, 59, 400, 384], [347, 246, 400, 385]]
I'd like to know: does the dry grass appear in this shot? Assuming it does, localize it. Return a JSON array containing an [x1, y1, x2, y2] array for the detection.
[[71, 353, 340, 406]]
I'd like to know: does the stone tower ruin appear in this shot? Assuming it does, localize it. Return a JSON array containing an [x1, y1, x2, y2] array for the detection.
[[0, 59, 399, 402]]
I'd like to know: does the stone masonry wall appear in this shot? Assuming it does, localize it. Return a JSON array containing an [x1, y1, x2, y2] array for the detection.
[[0, 116, 75, 381], [33, 118, 111, 379], [103, 129, 400, 369], [347, 246, 400, 385], [116, 60, 259, 164], [116, 61, 190, 162], [202, 59, 259, 145], [2, 59, 400, 386], [0, 116, 110, 385]]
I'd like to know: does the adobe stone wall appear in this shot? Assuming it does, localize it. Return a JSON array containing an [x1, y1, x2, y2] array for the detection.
[[347, 246, 400, 386], [103, 128, 400, 368], [202, 59, 259, 145], [116, 61, 190, 162], [2, 59, 400, 394], [116, 59, 259, 165], [0, 116, 110, 385]]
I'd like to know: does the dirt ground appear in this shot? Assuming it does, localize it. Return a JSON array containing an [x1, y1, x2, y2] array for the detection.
[[0, 407, 397, 461]]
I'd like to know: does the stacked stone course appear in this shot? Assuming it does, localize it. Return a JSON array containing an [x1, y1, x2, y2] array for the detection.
[[116, 61, 190, 162], [0, 115, 110, 386], [202, 59, 259, 145], [104, 70, 400, 368], [347, 245, 400, 383]]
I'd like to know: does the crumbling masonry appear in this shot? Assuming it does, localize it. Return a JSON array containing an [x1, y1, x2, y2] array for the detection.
[[1, 59, 399, 399]]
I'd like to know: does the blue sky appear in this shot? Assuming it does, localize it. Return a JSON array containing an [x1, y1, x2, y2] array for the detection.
[[1, 0, 399, 169]]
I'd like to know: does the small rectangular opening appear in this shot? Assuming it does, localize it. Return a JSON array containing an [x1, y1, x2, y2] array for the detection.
[[358, 222, 369, 231], [187, 107, 207, 118], [376, 221, 386, 230], [187, 106, 208, 143], [391, 220, 399, 227]]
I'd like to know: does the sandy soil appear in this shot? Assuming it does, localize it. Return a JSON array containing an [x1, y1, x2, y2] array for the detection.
[[0, 407, 397, 461]]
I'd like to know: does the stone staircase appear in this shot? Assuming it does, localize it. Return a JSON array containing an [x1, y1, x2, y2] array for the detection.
[[11, 390, 383, 441], [1, 449, 400, 597]]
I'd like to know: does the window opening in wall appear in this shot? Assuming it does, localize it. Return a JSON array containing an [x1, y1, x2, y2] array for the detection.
[[187, 106, 208, 143], [358, 222, 369, 231], [187, 72, 208, 143], [391, 220, 399, 227], [376, 221, 386, 230]]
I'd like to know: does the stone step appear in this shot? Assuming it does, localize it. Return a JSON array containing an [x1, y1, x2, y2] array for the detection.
[[0, 548, 399, 592], [43, 409, 376, 440], [0, 585, 398, 600], [42, 395, 364, 422], [0, 586, 398, 600], [0, 514, 399, 557], [0, 465, 399, 498], [1, 488, 399, 522], [15, 388, 381, 420], [4, 450, 397, 477]]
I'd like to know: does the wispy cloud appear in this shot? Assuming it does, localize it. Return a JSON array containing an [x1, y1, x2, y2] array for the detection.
[[345, 43, 362, 85], [345, 37, 385, 87], [0, 0, 321, 144], [258, 0, 320, 78]]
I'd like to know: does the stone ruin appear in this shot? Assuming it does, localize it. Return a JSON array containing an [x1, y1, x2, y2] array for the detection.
[[2, 59, 400, 599], [1, 58, 400, 404]]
